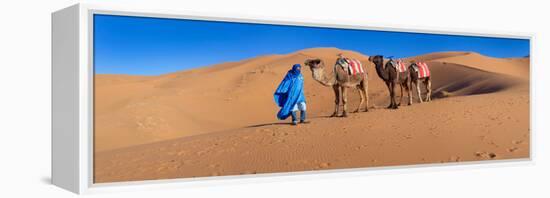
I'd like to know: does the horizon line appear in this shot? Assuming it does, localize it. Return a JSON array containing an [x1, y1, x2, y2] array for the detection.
[[94, 47, 530, 76]]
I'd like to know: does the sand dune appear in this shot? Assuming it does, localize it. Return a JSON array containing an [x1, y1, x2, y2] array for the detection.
[[94, 90, 529, 183], [427, 61, 525, 97], [94, 48, 529, 183], [94, 48, 378, 151], [427, 52, 529, 79]]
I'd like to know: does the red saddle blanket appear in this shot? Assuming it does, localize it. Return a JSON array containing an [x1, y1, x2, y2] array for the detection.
[[415, 62, 430, 78], [345, 58, 364, 75], [396, 60, 407, 73]]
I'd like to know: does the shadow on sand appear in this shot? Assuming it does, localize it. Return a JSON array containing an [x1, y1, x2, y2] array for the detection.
[[244, 115, 338, 128], [245, 122, 294, 128]]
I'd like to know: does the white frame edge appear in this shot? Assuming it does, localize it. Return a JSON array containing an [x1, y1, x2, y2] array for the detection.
[[51, 3, 534, 194], [52, 4, 93, 194]]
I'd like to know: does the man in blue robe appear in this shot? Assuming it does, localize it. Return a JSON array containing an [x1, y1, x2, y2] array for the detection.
[[274, 64, 308, 125]]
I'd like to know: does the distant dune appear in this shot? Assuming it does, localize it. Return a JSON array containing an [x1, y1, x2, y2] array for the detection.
[[94, 48, 530, 183]]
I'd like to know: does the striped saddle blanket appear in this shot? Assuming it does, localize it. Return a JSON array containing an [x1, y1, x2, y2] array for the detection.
[[341, 58, 365, 75], [413, 62, 431, 78], [390, 59, 407, 73]]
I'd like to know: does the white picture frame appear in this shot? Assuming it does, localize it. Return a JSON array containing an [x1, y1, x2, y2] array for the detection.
[[52, 3, 533, 194]]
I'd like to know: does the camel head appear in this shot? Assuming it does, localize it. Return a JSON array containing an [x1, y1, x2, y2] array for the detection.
[[304, 58, 323, 69], [304, 58, 333, 86], [368, 55, 384, 66]]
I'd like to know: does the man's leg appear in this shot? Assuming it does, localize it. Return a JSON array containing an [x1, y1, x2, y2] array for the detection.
[[300, 110, 306, 122], [298, 102, 308, 123], [291, 111, 298, 125]]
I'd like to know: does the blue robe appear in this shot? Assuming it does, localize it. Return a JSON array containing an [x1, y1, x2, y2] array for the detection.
[[274, 64, 306, 120]]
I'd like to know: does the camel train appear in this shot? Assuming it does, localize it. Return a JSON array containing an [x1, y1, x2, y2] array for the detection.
[[304, 54, 432, 117]]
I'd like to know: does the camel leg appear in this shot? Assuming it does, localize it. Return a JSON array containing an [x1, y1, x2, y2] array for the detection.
[[406, 82, 413, 105], [341, 87, 349, 117], [385, 82, 393, 109], [411, 80, 418, 103], [398, 84, 403, 106], [330, 85, 340, 117], [425, 78, 432, 102], [416, 80, 424, 103], [390, 82, 398, 109], [354, 87, 364, 113], [363, 79, 369, 112]]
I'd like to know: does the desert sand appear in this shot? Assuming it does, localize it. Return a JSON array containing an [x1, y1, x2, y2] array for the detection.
[[93, 48, 529, 183]]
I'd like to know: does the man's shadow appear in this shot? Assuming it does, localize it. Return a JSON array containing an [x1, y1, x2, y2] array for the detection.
[[245, 122, 293, 128], [244, 115, 331, 128]]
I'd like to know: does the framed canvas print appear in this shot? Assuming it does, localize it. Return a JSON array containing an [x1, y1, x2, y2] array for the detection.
[[52, 3, 532, 194]]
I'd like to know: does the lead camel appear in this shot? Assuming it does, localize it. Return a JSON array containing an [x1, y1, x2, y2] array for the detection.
[[304, 56, 369, 117]]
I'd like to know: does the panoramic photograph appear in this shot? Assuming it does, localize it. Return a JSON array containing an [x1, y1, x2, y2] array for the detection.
[[92, 14, 530, 183]]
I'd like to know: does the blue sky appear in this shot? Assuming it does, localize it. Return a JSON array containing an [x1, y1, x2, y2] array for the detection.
[[94, 14, 530, 75]]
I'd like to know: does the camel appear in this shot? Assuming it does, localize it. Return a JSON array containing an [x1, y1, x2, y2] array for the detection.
[[408, 62, 432, 103], [304, 56, 369, 117], [368, 55, 412, 109]]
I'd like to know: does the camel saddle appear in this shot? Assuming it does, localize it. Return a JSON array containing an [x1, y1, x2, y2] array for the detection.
[[338, 58, 364, 75], [388, 59, 407, 73], [412, 62, 431, 78]]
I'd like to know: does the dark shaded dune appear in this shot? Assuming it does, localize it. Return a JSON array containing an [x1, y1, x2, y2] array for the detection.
[[428, 53, 529, 79], [427, 61, 525, 99]]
